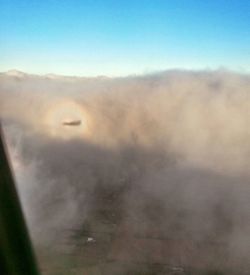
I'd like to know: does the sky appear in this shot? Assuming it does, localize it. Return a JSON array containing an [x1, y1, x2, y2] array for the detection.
[[0, 0, 250, 76]]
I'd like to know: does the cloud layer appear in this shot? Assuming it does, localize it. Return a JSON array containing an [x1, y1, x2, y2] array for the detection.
[[1, 70, 250, 273]]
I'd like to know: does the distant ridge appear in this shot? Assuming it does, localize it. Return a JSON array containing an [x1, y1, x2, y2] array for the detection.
[[1, 69, 109, 80], [4, 69, 27, 78]]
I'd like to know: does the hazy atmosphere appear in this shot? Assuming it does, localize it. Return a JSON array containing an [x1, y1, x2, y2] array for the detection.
[[1, 0, 250, 274], [1, 70, 250, 274]]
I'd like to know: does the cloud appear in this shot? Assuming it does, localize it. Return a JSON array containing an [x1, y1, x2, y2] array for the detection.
[[1, 70, 250, 273]]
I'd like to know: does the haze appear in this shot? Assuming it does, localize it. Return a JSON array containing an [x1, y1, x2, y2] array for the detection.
[[1, 70, 250, 274]]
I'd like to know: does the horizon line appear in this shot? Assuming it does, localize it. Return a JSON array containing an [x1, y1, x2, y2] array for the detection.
[[1, 67, 250, 79]]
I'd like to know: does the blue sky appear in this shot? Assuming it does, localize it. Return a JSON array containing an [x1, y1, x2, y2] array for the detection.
[[0, 0, 249, 76]]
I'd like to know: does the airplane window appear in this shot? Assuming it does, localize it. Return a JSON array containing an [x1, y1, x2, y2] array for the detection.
[[1, 1, 250, 274]]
